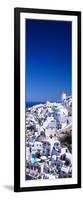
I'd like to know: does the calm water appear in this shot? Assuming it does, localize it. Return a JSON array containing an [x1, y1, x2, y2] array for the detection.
[[26, 102, 45, 108]]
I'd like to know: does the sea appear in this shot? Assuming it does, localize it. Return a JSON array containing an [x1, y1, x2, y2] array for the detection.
[[26, 102, 45, 108]]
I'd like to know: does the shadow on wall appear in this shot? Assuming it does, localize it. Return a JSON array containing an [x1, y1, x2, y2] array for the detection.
[[3, 185, 14, 192]]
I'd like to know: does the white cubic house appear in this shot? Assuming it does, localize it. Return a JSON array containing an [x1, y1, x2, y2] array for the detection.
[[54, 106, 68, 129]]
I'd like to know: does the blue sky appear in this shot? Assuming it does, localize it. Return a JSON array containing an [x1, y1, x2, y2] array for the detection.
[[26, 19, 72, 102]]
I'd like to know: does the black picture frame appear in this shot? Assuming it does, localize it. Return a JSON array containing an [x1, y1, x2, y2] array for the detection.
[[14, 7, 81, 192]]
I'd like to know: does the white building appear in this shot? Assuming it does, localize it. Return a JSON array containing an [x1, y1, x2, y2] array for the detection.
[[61, 92, 66, 102], [54, 106, 68, 121], [45, 129, 55, 138], [33, 141, 43, 154], [60, 147, 70, 155], [53, 106, 68, 129], [26, 147, 31, 161], [43, 116, 55, 128], [65, 97, 72, 108], [56, 118, 67, 129], [47, 120, 56, 130]]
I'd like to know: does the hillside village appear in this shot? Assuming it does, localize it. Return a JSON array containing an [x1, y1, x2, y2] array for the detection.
[[25, 93, 72, 180]]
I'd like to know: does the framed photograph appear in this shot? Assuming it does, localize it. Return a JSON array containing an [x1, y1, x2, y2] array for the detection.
[[14, 8, 81, 192]]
